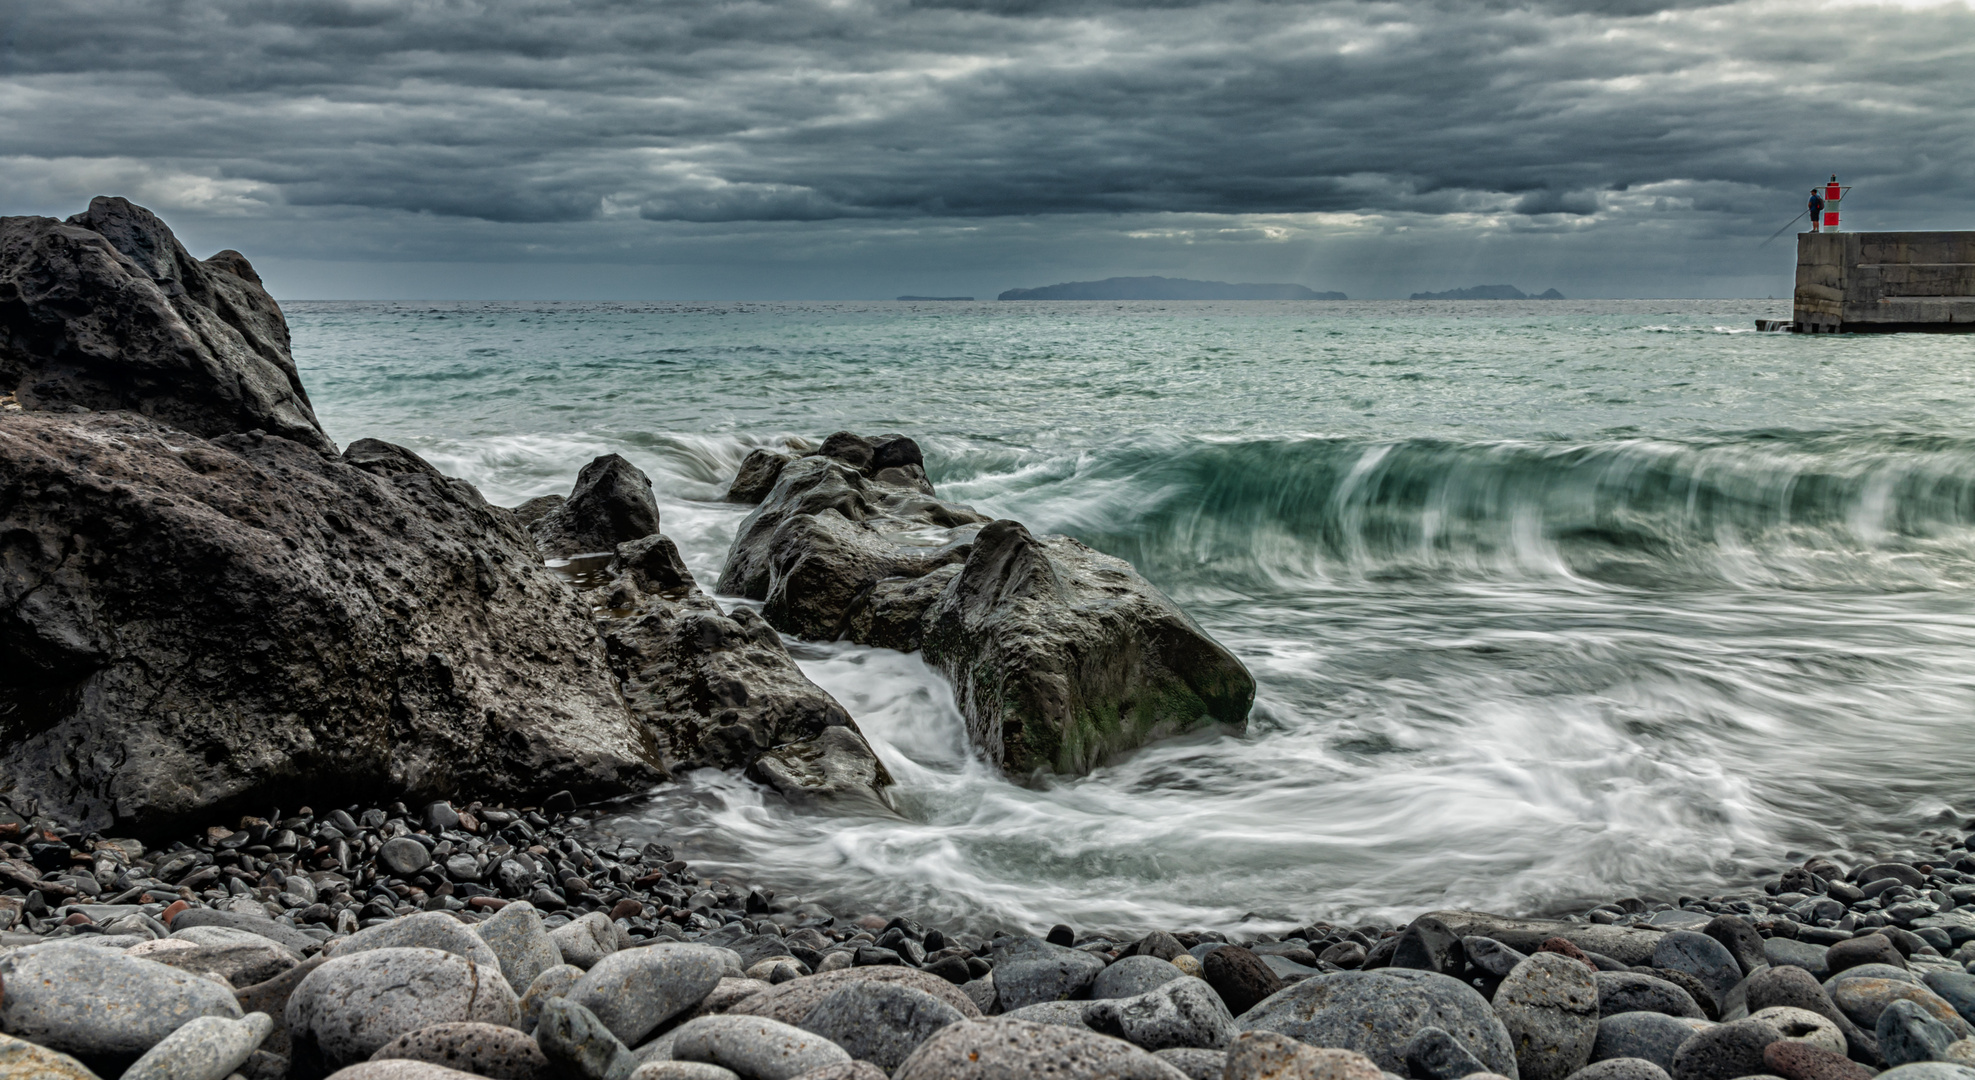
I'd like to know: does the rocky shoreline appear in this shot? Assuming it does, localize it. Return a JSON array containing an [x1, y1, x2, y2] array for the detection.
[[4, 198, 1975, 1080]]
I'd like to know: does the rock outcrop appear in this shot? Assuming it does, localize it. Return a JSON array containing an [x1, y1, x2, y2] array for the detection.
[[1, 197, 332, 452], [0, 412, 664, 834], [717, 433, 1254, 776], [533, 457, 896, 813]]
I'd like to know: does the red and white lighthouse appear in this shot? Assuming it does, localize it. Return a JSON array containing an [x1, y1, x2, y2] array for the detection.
[[1822, 175, 1844, 232]]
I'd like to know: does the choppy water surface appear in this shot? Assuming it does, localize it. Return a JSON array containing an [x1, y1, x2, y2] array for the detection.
[[290, 299, 1975, 935]]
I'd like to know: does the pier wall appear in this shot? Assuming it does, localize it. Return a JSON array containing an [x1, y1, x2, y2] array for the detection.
[[1793, 231, 1975, 333]]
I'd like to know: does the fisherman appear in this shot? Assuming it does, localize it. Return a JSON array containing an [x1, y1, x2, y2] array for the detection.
[[1808, 187, 1826, 232]]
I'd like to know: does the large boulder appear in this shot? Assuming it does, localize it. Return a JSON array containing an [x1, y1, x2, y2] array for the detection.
[[528, 454, 662, 557], [1235, 968, 1518, 1078], [0, 411, 664, 832], [717, 435, 1254, 776], [1, 197, 331, 452]]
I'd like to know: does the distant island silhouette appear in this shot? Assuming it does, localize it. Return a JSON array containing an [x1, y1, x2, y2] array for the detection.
[[897, 295, 973, 301], [999, 276, 1347, 301], [1409, 285, 1565, 300]]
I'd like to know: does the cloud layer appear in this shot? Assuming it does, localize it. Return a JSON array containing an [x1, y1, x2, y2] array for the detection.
[[4, 0, 1972, 296]]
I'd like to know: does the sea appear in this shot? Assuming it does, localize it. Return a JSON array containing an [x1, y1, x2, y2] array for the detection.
[[289, 298, 1975, 937]]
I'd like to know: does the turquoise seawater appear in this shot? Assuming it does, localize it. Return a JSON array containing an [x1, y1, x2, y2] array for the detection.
[[291, 299, 1975, 934]]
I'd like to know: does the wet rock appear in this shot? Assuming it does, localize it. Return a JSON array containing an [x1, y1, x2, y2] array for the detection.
[[1131, 932, 1188, 963], [1221, 1031, 1383, 1080], [120, 1013, 274, 1080], [1468, 939, 1532, 979], [1567, 1060, 1673, 1080], [0, 942, 244, 1057], [477, 902, 564, 995], [1880, 1000, 1960, 1068], [728, 968, 980, 1026], [550, 913, 620, 971], [1597, 973, 1707, 1020], [1237, 969, 1517, 1077], [1203, 946, 1286, 1018], [1702, 918, 1766, 979], [1652, 934, 1742, 1007], [1084, 977, 1235, 1052], [369, 1023, 549, 1080], [1406, 1025, 1491, 1080], [669, 1015, 849, 1080], [1495, 952, 1601, 1080], [1762, 1040, 1876, 1080], [0, 1032, 99, 1080], [535, 998, 637, 1080], [1921, 973, 1975, 1028], [1422, 913, 1667, 969], [992, 939, 1106, 1012], [530, 455, 662, 557], [1590, 1013, 1702, 1074], [376, 839, 432, 877], [891, 1018, 1188, 1079], [1668, 1018, 1784, 1080], [797, 981, 964, 1073], [1828, 938, 1907, 979], [1858, 866, 1928, 890], [1093, 956, 1186, 1000], [1394, 918, 1466, 978], [726, 450, 795, 506], [1152, 1047, 1226, 1080], [285, 947, 520, 1073], [0, 408, 662, 831], [519, 966, 584, 1033]]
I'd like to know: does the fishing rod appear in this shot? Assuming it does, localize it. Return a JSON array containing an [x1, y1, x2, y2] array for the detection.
[[1759, 209, 1809, 247]]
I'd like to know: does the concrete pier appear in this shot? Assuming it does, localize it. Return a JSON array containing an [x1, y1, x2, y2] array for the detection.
[[1785, 231, 1975, 332]]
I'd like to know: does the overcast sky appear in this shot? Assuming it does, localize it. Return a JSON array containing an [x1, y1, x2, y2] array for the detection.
[[4, 0, 1971, 299]]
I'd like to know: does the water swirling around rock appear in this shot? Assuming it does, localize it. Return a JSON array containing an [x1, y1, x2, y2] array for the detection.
[[290, 299, 1975, 936]]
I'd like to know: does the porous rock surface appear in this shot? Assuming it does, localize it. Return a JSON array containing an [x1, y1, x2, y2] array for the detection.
[[716, 436, 1254, 776]]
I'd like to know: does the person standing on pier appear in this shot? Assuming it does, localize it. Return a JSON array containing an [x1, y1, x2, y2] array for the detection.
[[1808, 188, 1826, 232]]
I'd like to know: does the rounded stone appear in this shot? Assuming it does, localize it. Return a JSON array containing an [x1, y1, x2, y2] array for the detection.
[[1669, 1019, 1783, 1080], [121, 1013, 274, 1080], [669, 1015, 849, 1080], [1236, 968, 1517, 1077], [1095, 956, 1188, 1000], [1591, 1013, 1701, 1074], [1748, 1008, 1845, 1056], [1568, 1059, 1673, 1080], [378, 838, 433, 877], [0, 1032, 97, 1080], [1221, 1031, 1383, 1080], [1873, 1067, 1975, 1080], [1826, 937, 1906, 979], [1881, 999, 1961, 1068], [1829, 980, 1973, 1039], [333, 913, 503, 973], [1203, 946, 1287, 1018], [369, 1022, 550, 1080], [568, 943, 727, 1047], [1084, 977, 1236, 1052], [519, 964, 584, 1032], [992, 940, 1107, 1013], [1598, 973, 1706, 1020], [1497, 953, 1601, 1080], [1652, 934, 1743, 1008], [322, 1063, 488, 1080], [1762, 941, 1831, 981], [550, 913, 620, 971], [286, 947, 521, 1070], [0, 942, 244, 1056], [1406, 1025, 1490, 1080], [477, 902, 564, 995], [1002, 1001, 1092, 1028], [1762, 1039, 1876, 1080], [1153, 1047, 1227, 1080], [798, 981, 965, 1073], [629, 1064, 742, 1080], [893, 1018, 1190, 1079], [728, 968, 982, 1026]]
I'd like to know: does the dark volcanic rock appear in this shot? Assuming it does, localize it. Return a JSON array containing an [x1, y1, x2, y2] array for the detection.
[[0, 414, 663, 832], [718, 440, 1254, 776], [1202, 946, 1284, 1018], [726, 448, 795, 504], [528, 454, 661, 557], [1, 197, 332, 452]]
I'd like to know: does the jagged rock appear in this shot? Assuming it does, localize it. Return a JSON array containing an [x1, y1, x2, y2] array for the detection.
[[726, 449, 795, 504], [716, 440, 1254, 777], [529, 455, 662, 557], [0, 197, 332, 452], [0, 411, 662, 832]]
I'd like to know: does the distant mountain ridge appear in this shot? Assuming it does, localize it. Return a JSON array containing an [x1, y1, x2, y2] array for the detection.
[[999, 276, 1346, 301], [1409, 284, 1565, 300]]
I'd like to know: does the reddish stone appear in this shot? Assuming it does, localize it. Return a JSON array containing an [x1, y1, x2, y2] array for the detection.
[[610, 899, 645, 921], [160, 899, 189, 926], [1764, 1039, 1873, 1080], [467, 896, 508, 911], [1538, 937, 1599, 972], [457, 812, 480, 833], [60, 912, 92, 926]]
